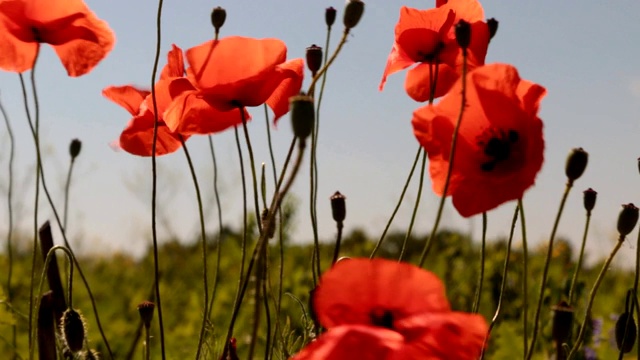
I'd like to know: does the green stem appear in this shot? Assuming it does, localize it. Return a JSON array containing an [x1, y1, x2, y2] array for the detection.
[[519, 198, 529, 357], [472, 212, 487, 313], [568, 210, 592, 305], [479, 205, 519, 360], [206, 136, 223, 317], [62, 158, 76, 245], [526, 182, 573, 360], [180, 138, 209, 360], [331, 222, 344, 264], [240, 108, 264, 234], [567, 236, 625, 359], [307, 29, 349, 95], [399, 150, 427, 261]]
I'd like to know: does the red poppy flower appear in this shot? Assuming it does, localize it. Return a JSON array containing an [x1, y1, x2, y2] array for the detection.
[[0, 0, 115, 76], [412, 63, 546, 217], [379, 1, 489, 101], [164, 36, 303, 135], [293, 258, 487, 360]]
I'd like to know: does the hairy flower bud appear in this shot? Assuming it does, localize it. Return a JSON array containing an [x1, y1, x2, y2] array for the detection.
[[306, 44, 323, 75], [615, 311, 637, 353], [343, 0, 364, 29], [455, 20, 471, 49], [617, 203, 639, 237], [325, 7, 337, 28], [330, 191, 346, 223], [290, 95, 315, 140], [565, 148, 588, 183], [583, 188, 597, 213], [61, 308, 86, 353], [69, 138, 82, 160], [487, 18, 499, 41], [137, 301, 155, 329], [211, 7, 227, 33]]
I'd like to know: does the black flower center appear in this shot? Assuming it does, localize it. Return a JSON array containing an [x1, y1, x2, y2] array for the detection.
[[369, 308, 394, 329], [478, 129, 520, 172], [417, 41, 445, 63]]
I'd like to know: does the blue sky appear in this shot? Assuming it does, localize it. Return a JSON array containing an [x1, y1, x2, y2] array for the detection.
[[1, 0, 640, 266]]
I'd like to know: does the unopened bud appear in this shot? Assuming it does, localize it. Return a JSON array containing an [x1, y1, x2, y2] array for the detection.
[[69, 138, 82, 160], [137, 301, 155, 329], [330, 191, 346, 223], [565, 148, 588, 183], [306, 45, 323, 75], [551, 301, 573, 345], [290, 95, 314, 140], [325, 7, 337, 28], [211, 7, 227, 33], [455, 20, 471, 49], [617, 203, 639, 237], [615, 311, 637, 353], [343, 0, 364, 29], [61, 308, 86, 353], [487, 18, 498, 41], [583, 188, 597, 213]]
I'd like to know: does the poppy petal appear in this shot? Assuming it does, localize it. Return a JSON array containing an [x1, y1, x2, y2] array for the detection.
[[379, 44, 415, 91], [405, 63, 458, 101], [313, 258, 450, 329], [394, 7, 455, 63], [160, 44, 184, 79], [117, 111, 186, 157], [291, 325, 403, 360], [102, 85, 150, 116], [266, 58, 304, 123], [440, 0, 485, 23]]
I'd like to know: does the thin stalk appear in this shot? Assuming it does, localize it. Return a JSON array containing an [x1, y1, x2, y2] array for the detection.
[[568, 209, 592, 305], [526, 182, 574, 360], [472, 212, 487, 313], [418, 54, 466, 268], [331, 221, 344, 264], [240, 108, 264, 234], [370, 145, 421, 258], [519, 198, 529, 357], [0, 93, 16, 359], [206, 136, 223, 317], [180, 138, 209, 360], [567, 236, 626, 359], [143, 325, 150, 360], [148, 0, 167, 357], [399, 150, 427, 261], [479, 205, 519, 360], [635, 226, 640, 360], [307, 28, 349, 95], [62, 157, 76, 245]]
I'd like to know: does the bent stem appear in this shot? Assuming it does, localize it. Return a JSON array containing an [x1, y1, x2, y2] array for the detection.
[[307, 28, 349, 95], [568, 207, 592, 305], [519, 198, 529, 356], [567, 235, 625, 359], [240, 108, 264, 234], [180, 138, 209, 360], [0, 94, 17, 358], [399, 150, 427, 261], [148, 0, 167, 357], [479, 205, 519, 360], [526, 182, 573, 360], [472, 212, 487, 313], [206, 136, 223, 317], [370, 145, 421, 258]]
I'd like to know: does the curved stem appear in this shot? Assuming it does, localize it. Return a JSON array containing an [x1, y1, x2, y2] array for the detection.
[[180, 138, 209, 360], [399, 150, 427, 261], [526, 182, 573, 360], [240, 108, 264, 234], [148, 0, 166, 358], [472, 212, 487, 313], [567, 236, 625, 359], [206, 136, 223, 317], [479, 205, 519, 360], [307, 29, 349, 95], [370, 145, 421, 258]]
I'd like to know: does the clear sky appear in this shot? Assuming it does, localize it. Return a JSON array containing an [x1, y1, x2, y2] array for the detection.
[[1, 0, 640, 267]]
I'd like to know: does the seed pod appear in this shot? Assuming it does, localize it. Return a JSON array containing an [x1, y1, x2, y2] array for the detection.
[[330, 191, 346, 223], [551, 301, 573, 345], [565, 148, 588, 183], [615, 312, 637, 353], [617, 203, 639, 237], [343, 0, 364, 29], [325, 7, 337, 28], [69, 138, 82, 160], [290, 95, 315, 140], [455, 20, 471, 49], [306, 45, 323, 75], [211, 7, 227, 33], [583, 188, 597, 213], [137, 301, 155, 329]]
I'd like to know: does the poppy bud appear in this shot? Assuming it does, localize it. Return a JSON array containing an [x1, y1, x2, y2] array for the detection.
[[290, 95, 315, 140], [325, 7, 337, 28], [551, 301, 573, 345], [137, 301, 155, 329], [565, 148, 588, 183], [487, 18, 499, 41], [583, 188, 597, 213], [61, 308, 86, 353], [306, 44, 323, 75], [455, 20, 471, 49], [330, 191, 346, 223], [343, 0, 364, 29], [211, 7, 227, 33], [69, 138, 82, 160], [617, 203, 639, 237], [615, 311, 637, 353]]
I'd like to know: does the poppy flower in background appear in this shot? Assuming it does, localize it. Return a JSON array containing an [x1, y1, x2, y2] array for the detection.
[[164, 36, 303, 136], [412, 63, 546, 217], [0, 0, 115, 76], [379, 0, 489, 101], [292, 258, 488, 360]]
